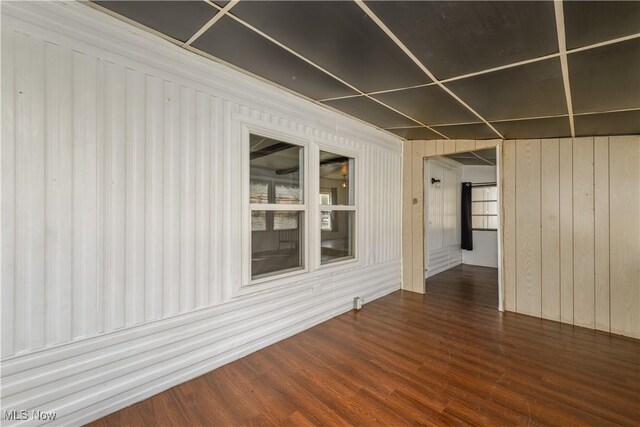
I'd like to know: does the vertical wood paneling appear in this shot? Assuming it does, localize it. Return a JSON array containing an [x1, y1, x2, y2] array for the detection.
[[210, 96, 223, 306], [411, 141, 426, 292], [145, 75, 164, 321], [609, 136, 640, 338], [402, 141, 413, 291], [559, 138, 574, 324], [572, 137, 595, 328], [541, 139, 560, 321], [442, 140, 456, 155], [72, 51, 99, 338], [104, 61, 127, 331], [594, 137, 610, 332], [455, 140, 476, 153], [180, 87, 196, 312], [1, 29, 16, 356], [1, 20, 403, 362], [502, 140, 517, 312], [15, 33, 46, 351], [163, 82, 181, 317], [45, 42, 73, 344], [195, 92, 211, 308], [125, 69, 146, 326], [515, 140, 542, 317]]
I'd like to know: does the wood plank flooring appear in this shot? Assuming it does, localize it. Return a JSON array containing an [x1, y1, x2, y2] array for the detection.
[[89, 264, 640, 426]]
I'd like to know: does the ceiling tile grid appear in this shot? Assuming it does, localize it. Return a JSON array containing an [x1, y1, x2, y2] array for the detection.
[[88, 1, 640, 141]]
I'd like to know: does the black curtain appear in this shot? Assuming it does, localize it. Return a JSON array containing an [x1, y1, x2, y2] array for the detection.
[[461, 182, 473, 251]]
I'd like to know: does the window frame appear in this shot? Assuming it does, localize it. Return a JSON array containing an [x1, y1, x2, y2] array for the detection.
[[241, 123, 310, 289], [315, 144, 359, 270], [471, 184, 498, 231]]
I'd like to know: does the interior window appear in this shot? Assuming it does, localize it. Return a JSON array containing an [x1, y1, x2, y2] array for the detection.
[[319, 150, 356, 265], [249, 134, 305, 280]]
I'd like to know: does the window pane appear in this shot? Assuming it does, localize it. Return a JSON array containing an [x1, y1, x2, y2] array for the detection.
[[321, 210, 355, 264], [472, 216, 485, 229], [251, 211, 267, 231], [274, 211, 298, 230], [472, 201, 485, 215], [487, 216, 498, 229], [252, 211, 304, 279], [319, 150, 354, 205], [471, 187, 485, 201], [486, 186, 498, 200], [250, 134, 302, 204], [486, 201, 498, 215]]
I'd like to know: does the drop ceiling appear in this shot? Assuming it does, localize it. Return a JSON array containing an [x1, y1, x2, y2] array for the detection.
[[444, 148, 497, 166], [90, 1, 640, 141]]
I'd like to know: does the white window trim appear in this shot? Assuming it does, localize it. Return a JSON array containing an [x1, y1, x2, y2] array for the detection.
[[240, 122, 311, 292], [239, 125, 362, 296], [314, 143, 359, 271]]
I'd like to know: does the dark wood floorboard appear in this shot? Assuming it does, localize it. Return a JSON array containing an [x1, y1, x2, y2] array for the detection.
[[88, 264, 640, 426]]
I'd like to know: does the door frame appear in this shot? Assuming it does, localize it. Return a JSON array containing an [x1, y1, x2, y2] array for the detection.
[[402, 139, 504, 311]]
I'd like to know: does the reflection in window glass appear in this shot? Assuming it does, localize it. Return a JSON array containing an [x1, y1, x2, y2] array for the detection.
[[251, 211, 304, 280], [319, 151, 354, 206], [321, 210, 354, 264], [251, 211, 267, 231], [250, 134, 303, 204]]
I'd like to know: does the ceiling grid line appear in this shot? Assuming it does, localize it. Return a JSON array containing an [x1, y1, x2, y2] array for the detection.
[[184, 0, 239, 47], [354, 0, 505, 139], [89, 0, 640, 140], [205, 0, 450, 139], [554, 0, 576, 137]]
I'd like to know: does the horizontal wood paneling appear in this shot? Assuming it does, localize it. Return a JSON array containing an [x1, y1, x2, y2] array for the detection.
[[0, 3, 402, 424]]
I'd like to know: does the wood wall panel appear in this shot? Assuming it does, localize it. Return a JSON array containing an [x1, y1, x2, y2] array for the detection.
[[572, 138, 595, 328], [609, 137, 640, 338], [410, 141, 426, 293], [594, 137, 610, 332], [559, 138, 574, 324], [502, 140, 517, 312], [515, 140, 542, 317], [402, 142, 413, 291], [541, 139, 561, 321]]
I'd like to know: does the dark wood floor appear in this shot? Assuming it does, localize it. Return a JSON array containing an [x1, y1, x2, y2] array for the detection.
[[89, 264, 640, 426]]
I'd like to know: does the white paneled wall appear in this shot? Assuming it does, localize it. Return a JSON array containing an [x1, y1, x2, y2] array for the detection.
[[425, 158, 461, 277], [0, 2, 402, 424]]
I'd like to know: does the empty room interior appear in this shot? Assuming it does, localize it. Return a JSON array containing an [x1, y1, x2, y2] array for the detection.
[[1, 0, 639, 425]]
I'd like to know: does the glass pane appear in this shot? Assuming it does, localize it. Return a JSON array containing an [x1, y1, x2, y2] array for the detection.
[[251, 211, 267, 231], [486, 201, 498, 215], [250, 134, 302, 204], [321, 210, 355, 264], [252, 211, 304, 279], [487, 216, 498, 229], [486, 186, 498, 200], [320, 208, 332, 231], [274, 211, 298, 230], [472, 202, 485, 215], [319, 150, 354, 205], [471, 187, 484, 201], [472, 216, 485, 229]]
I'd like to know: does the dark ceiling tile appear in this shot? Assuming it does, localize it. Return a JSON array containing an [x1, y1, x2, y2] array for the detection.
[[366, 1, 558, 80], [93, 1, 218, 42], [444, 156, 491, 166], [491, 117, 571, 139], [564, 1, 640, 49], [372, 85, 477, 125], [322, 96, 417, 128], [569, 39, 640, 114], [386, 127, 441, 140], [432, 123, 497, 140], [574, 110, 640, 137], [229, 1, 429, 92], [192, 17, 356, 100], [445, 58, 567, 121]]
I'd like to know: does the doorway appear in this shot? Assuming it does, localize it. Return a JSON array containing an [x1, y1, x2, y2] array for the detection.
[[423, 148, 501, 309]]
